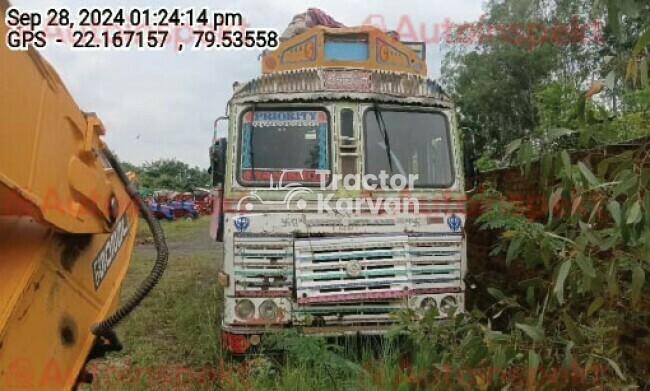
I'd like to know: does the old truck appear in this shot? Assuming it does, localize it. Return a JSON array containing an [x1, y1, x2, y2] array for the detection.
[[210, 18, 473, 354]]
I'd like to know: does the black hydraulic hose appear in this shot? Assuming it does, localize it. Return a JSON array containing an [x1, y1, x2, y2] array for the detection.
[[91, 148, 169, 336]]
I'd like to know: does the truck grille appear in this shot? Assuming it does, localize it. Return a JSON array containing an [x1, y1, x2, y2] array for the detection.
[[294, 234, 463, 325], [233, 234, 294, 298]]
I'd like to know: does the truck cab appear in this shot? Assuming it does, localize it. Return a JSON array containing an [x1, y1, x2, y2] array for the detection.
[[210, 26, 468, 354]]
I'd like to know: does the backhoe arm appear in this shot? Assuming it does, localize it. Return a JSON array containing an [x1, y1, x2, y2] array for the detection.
[[0, 2, 165, 389]]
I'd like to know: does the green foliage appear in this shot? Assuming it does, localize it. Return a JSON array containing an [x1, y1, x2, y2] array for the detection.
[[468, 143, 650, 387], [255, 330, 362, 390], [445, 0, 650, 165], [122, 158, 211, 192], [444, 41, 558, 155], [443, 0, 605, 160], [534, 82, 582, 131]]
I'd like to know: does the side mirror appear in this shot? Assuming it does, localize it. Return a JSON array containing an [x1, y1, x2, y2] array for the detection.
[[211, 116, 229, 187], [211, 137, 228, 186], [463, 131, 479, 192]]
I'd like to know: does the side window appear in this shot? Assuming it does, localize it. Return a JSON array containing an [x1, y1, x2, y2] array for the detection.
[[340, 109, 355, 144]]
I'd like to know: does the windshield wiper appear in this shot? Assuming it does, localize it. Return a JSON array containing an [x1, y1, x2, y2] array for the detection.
[[373, 104, 394, 175]]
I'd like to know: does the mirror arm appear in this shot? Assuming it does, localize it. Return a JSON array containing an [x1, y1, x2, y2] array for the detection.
[[213, 116, 228, 141], [465, 131, 479, 194]]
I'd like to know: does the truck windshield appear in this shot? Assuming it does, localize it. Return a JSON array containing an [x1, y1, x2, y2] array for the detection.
[[364, 109, 453, 187], [239, 110, 329, 184]]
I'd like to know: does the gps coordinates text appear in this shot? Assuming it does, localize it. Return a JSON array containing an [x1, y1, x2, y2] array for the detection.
[[4, 7, 279, 52]]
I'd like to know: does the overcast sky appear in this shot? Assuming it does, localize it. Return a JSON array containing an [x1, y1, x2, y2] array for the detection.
[[12, 0, 484, 168]]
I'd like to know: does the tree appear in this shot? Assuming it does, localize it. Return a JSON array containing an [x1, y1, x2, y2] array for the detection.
[[441, 0, 609, 161], [122, 159, 210, 192]]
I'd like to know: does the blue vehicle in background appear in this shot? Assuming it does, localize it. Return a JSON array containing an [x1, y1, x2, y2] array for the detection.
[[148, 201, 175, 221], [146, 191, 200, 221], [170, 199, 199, 220]]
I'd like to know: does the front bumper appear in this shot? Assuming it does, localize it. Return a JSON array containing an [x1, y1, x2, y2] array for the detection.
[[222, 292, 464, 334]]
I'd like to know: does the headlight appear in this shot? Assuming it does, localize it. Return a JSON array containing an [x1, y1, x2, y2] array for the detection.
[[235, 299, 255, 320], [440, 296, 457, 314], [420, 297, 437, 310], [259, 300, 279, 321]]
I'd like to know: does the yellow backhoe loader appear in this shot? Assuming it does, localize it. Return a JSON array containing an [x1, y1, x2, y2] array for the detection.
[[0, 1, 168, 389]]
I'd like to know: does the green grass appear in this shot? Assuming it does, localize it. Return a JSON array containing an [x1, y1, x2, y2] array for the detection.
[[116, 256, 222, 367], [87, 218, 226, 390], [136, 217, 211, 243]]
